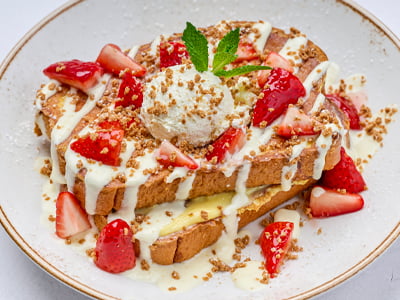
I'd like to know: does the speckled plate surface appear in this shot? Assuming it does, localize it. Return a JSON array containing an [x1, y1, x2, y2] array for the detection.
[[0, 0, 399, 299]]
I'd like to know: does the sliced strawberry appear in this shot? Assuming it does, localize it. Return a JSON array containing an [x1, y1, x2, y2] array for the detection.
[[116, 71, 143, 108], [94, 219, 136, 273], [55, 191, 91, 239], [206, 127, 246, 163], [156, 140, 199, 170], [253, 68, 306, 127], [258, 52, 294, 88], [309, 186, 364, 217], [70, 123, 124, 166], [259, 221, 294, 278], [320, 147, 367, 193], [234, 41, 259, 63], [325, 94, 361, 130], [159, 41, 189, 69], [96, 43, 146, 77], [276, 106, 319, 137], [43, 60, 103, 93]]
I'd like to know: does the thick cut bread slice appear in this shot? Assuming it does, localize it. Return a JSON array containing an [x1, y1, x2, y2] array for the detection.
[[149, 179, 314, 265], [35, 24, 340, 217]]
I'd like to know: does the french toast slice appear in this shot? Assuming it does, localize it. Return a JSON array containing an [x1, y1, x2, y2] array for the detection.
[[148, 179, 315, 265], [35, 22, 341, 219]]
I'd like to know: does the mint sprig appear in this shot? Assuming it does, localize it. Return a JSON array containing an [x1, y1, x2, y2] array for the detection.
[[182, 22, 209, 72], [212, 28, 240, 72], [182, 22, 271, 78]]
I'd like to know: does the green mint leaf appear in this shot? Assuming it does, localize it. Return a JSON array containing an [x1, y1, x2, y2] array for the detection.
[[214, 65, 271, 78], [212, 28, 240, 72], [182, 22, 209, 72]]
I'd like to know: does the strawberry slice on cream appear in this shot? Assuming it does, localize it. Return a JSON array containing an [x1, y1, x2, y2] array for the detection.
[[258, 51, 294, 88], [96, 43, 146, 77], [206, 126, 246, 163], [276, 106, 320, 137], [156, 140, 199, 170], [43, 60, 104, 93]]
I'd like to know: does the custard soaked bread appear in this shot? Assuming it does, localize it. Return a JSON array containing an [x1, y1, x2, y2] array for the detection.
[[35, 21, 345, 265]]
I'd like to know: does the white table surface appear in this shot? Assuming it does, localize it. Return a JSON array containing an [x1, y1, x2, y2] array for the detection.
[[0, 1, 399, 299]]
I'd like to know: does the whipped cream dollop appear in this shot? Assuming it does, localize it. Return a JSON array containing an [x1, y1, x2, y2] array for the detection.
[[141, 64, 235, 146]]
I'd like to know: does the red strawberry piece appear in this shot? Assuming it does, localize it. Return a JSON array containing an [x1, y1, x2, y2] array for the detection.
[[116, 71, 144, 108], [276, 106, 320, 137], [309, 186, 364, 217], [206, 127, 246, 163], [320, 147, 367, 193], [325, 94, 361, 130], [43, 59, 103, 93], [98, 120, 123, 130], [159, 41, 189, 69], [259, 221, 294, 278], [96, 43, 146, 77], [156, 140, 199, 170], [70, 123, 124, 166], [258, 52, 294, 88], [252, 68, 306, 127], [235, 41, 259, 62], [94, 219, 136, 273], [55, 191, 91, 239]]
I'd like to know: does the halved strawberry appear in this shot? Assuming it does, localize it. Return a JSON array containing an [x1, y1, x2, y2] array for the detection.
[[96, 43, 146, 77], [309, 186, 364, 217], [253, 68, 306, 127], [320, 147, 367, 193], [325, 94, 361, 130], [116, 71, 143, 108], [55, 191, 91, 239], [70, 122, 124, 166], [159, 41, 189, 69], [94, 219, 136, 273], [276, 106, 319, 137], [156, 140, 199, 170], [258, 52, 294, 88], [259, 221, 294, 278], [234, 41, 259, 63], [43, 60, 103, 93], [206, 127, 246, 163]]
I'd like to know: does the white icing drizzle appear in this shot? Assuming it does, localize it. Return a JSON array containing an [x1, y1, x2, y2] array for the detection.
[[248, 21, 272, 54], [313, 123, 338, 179], [302, 61, 331, 99], [135, 201, 186, 261], [35, 80, 60, 110], [127, 45, 139, 58], [149, 35, 164, 56], [231, 260, 266, 291], [35, 113, 49, 140], [281, 140, 309, 191], [279, 36, 308, 73], [309, 93, 326, 114], [175, 172, 196, 201], [166, 166, 189, 184]]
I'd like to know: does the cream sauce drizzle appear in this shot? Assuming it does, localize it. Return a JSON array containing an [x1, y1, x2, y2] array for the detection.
[[279, 36, 308, 74]]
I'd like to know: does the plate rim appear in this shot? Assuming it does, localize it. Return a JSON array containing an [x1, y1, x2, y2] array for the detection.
[[0, 0, 399, 299]]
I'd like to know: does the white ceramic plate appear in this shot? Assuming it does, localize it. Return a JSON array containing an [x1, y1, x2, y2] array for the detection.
[[0, 0, 399, 299]]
